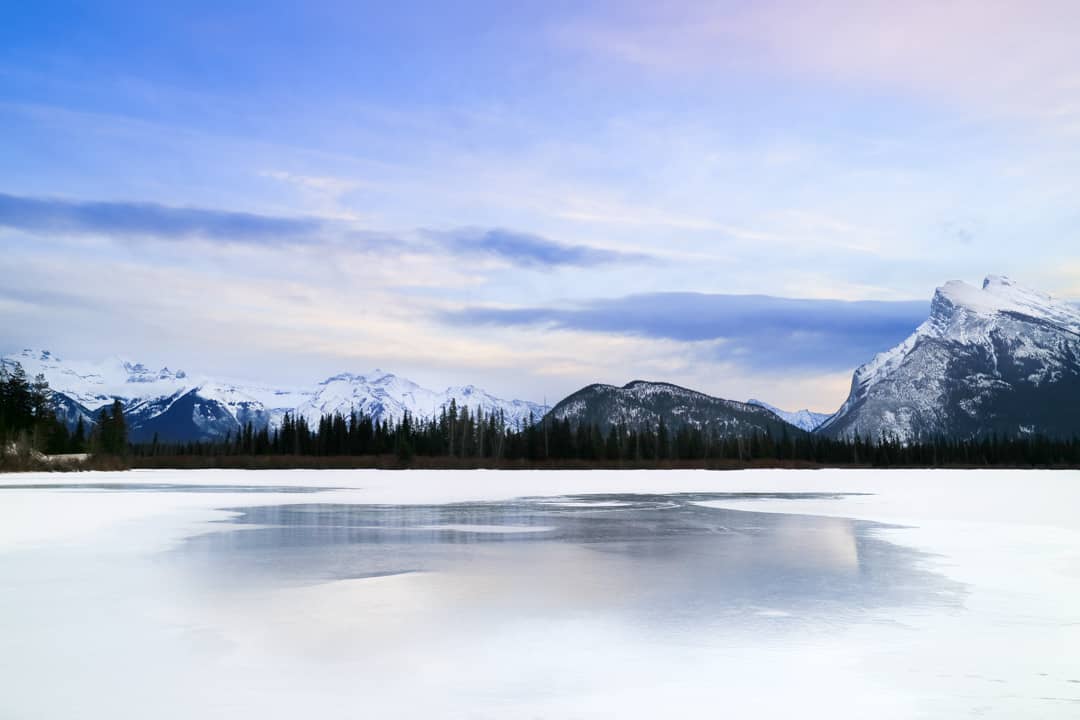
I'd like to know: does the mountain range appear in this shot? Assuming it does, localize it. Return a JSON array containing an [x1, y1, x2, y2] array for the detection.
[[0, 350, 546, 443], [6, 275, 1077, 444]]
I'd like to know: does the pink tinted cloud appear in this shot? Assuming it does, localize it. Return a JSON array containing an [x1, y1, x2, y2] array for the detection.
[[562, 1, 1080, 127]]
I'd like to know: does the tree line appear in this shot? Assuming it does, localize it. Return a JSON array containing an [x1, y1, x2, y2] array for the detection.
[[133, 400, 1080, 468]]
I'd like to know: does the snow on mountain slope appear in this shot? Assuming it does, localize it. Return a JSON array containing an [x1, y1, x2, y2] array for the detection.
[[294, 372, 545, 430], [1, 348, 542, 441], [818, 276, 1080, 442], [294, 371, 436, 429], [444, 385, 545, 429], [0, 349, 188, 410], [747, 399, 832, 432]]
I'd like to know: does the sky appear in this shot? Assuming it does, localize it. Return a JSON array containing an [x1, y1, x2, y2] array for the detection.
[[1, 1, 1078, 412]]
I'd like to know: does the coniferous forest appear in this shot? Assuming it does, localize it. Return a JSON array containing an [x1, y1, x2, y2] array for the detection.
[[133, 403, 1080, 470], [3, 361, 1079, 471], [0, 363, 81, 455], [0, 363, 125, 469]]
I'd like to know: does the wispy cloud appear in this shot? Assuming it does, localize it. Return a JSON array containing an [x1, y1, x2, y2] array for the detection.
[[0, 193, 322, 243], [448, 292, 928, 371], [0, 192, 645, 269], [424, 228, 651, 268]]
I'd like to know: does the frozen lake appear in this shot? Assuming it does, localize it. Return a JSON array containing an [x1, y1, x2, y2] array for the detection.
[[1, 469, 1078, 718]]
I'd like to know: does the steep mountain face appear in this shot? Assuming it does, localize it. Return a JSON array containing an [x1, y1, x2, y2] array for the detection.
[[548, 380, 804, 437], [818, 276, 1080, 441], [747, 399, 832, 432], [46, 392, 98, 430], [123, 389, 255, 442], [1, 349, 543, 442]]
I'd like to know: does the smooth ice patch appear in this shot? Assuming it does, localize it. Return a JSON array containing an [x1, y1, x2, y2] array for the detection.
[[414, 523, 555, 533]]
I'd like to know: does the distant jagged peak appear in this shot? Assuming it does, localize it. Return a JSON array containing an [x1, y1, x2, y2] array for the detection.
[[319, 371, 369, 384], [318, 369, 417, 387], [747, 399, 833, 432], [444, 383, 536, 409], [111, 357, 188, 384], [159, 366, 186, 380], [14, 348, 60, 363], [3, 348, 64, 368]]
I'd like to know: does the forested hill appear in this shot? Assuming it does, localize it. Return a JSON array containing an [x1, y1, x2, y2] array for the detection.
[[547, 380, 803, 437]]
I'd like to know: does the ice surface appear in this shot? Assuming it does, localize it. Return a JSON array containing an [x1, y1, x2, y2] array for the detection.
[[413, 523, 556, 533], [0, 469, 1078, 719]]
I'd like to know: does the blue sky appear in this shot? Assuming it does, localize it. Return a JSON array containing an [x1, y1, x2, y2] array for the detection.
[[2, 1, 1078, 411]]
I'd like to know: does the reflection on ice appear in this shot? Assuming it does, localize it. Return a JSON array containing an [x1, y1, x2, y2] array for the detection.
[[177, 493, 962, 626]]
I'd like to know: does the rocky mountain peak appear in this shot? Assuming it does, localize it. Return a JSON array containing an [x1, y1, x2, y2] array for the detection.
[[931, 276, 1079, 333], [821, 275, 1080, 442]]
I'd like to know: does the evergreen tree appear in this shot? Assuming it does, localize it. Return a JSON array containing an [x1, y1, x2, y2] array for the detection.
[[111, 399, 128, 454], [94, 399, 128, 455], [72, 417, 87, 452], [656, 418, 669, 460]]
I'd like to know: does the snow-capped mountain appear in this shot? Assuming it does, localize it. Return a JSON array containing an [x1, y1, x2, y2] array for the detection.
[[747, 399, 832, 432], [292, 371, 544, 431], [1, 349, 543, 442], [548, 380, 805, 436], [0, 349, 190, 411], [818, 276, 1080, 442]]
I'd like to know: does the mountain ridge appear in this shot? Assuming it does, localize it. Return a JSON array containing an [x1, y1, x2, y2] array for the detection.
[[819, 275, 1080, 441], [7, 275, 1077, 446], [1, 348, 545, 443], [546, 379, 806, 437]]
